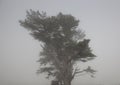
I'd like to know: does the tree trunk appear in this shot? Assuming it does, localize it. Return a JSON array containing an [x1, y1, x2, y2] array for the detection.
[[64, 79, 71, 85]]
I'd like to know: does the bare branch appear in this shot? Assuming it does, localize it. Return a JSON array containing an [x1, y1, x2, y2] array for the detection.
[[71, 67, 85, 79]]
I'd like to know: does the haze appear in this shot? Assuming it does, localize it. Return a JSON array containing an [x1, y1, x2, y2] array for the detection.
[[0, 0, 120, 85]]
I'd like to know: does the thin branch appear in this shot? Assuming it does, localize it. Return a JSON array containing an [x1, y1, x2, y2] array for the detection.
[[71, 67, 85, 80]]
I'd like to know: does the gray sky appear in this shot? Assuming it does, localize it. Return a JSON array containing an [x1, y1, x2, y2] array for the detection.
[[0, 0, 120, 85]]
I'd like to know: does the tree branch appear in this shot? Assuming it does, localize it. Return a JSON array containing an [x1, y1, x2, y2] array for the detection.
[[71, 67, 85, 80]]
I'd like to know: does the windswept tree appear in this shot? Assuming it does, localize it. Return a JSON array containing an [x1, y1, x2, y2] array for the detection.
[[19, 10, 96, 85]]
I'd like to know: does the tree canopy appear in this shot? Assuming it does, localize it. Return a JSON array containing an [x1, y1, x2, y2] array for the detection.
[[19, 9, 96, 85]]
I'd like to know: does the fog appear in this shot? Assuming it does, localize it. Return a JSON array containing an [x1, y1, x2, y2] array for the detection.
[[0, 0, 120, 85]]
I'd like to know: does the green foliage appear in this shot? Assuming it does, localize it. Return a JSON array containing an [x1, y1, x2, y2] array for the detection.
[[19, 10, 96, 85]]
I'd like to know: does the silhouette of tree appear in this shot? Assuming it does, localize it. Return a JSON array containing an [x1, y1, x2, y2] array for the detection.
[[19, 9, 96, 85]]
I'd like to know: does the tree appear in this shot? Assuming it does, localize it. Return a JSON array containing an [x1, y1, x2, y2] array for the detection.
[[19, 9, 96, 85]]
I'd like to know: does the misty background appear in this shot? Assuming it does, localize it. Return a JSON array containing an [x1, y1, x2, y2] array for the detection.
[[0, 0, 120, 85]]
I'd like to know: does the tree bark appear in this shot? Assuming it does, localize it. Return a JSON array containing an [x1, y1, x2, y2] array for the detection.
[[63, 79, 71, 85]]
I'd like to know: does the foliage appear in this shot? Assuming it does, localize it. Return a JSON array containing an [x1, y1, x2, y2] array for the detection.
[[19, 9, 96, 85]]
